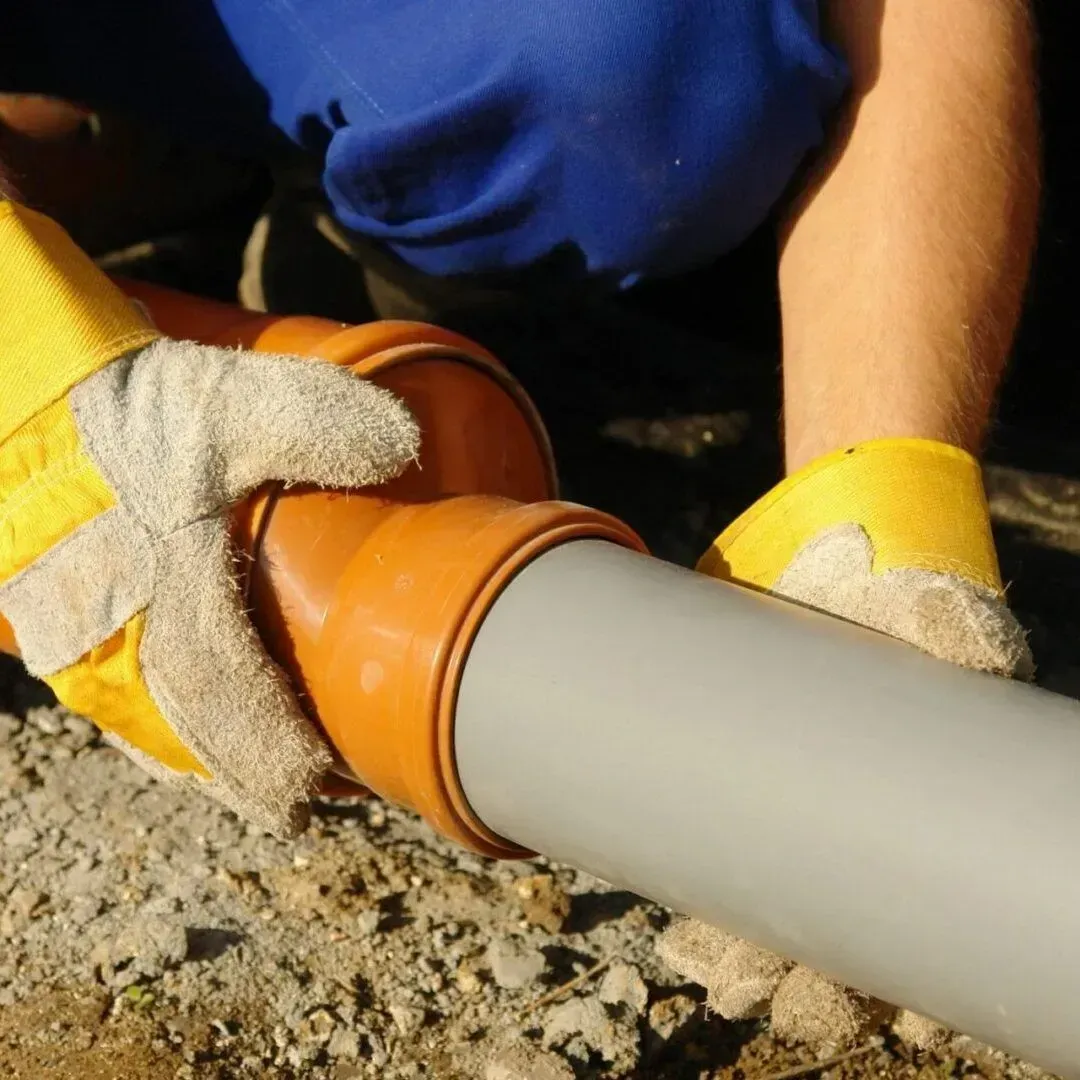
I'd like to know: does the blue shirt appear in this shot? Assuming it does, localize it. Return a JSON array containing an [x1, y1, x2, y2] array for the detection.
[[5, 0, 848, 286]]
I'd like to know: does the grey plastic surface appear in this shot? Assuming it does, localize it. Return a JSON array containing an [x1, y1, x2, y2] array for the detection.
[[455, 539, 1080, 1076]]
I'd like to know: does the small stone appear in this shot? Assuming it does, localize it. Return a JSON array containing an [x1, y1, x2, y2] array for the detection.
[[388, 1002, 424, 1036], [143, 895, 181, 916], [455, 959, 483, 994], [27, 707, 64, 736], [62, 714, 96, 750], [892, 1009, 949, 1050], [541, 997, 639, 1071], [598, 961, 648, 1015], [327, 1026, 362, 1061], [3, 824, 38, 848], [300, 1008, 338, 1044], [67, 895, 102, 927], [486, 1043, 576, 1080], [486, 938, 546, 990], [1, 888, 47, 936], [367, 1032, 389, 1067], [512, 875, 570, 935], [647, 993, 700, 1042], [356, 909, 381, 937], [105, 916, 187, 982]]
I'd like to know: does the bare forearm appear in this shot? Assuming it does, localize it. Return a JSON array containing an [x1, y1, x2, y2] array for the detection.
[[779, 0, 1039, 472]]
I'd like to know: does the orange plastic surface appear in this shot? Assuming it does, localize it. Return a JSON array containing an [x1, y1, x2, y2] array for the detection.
[[0, 281, 645, 856]]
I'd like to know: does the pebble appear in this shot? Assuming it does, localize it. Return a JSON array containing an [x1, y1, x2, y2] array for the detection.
[[598, 960, 649, 1015], [300, 1008, 338, 1044], [485, 938, 546, 990], [485, 1043, 576, 1080], [327, 1026, 362, 1061], [4, 824, 38, 848], [333, 1066, 364, 1080], [512, 875, 570, 935], [27, 707, 65, 736], [356, 909, 381, 936], [389, 1002, 425, 1036], [647, 992, 700, 1042], [455, 959, 483, 994], [104, 915, 188, 983], [62, 714, 96, 750], [1, 887, 47, 936], [67, 895, 103, 927], [540, 997, 640, 1071]]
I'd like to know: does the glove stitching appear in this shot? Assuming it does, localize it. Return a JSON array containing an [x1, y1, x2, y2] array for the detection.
[[885, 555, 998, 593], [0, 453, 102, 528], [78, 331, 161, 372]]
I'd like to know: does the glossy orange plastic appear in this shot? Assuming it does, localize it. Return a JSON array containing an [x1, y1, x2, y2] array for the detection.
[[0, 282, 645, 856], [0, 615, 15, 655]]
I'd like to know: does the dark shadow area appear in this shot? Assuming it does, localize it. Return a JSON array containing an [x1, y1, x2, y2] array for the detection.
[[343, 972, 376, 1013], [563, 891, 647, 936], [376, 891, 415, 933], [629, 982, 758, 1080], [0, 655, 55, 719], [537, 944, 602, 988], [447, 292, 783, 569], [995, 522, 1080, 697], [994, 0, 1080, 468], [185, 927, 244, 962]]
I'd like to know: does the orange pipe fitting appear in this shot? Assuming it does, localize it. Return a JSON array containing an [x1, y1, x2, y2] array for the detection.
[[0, 282, 644, 856]]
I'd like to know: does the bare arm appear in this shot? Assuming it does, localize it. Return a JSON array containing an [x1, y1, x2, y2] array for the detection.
[[779, 0, 1039, 472]]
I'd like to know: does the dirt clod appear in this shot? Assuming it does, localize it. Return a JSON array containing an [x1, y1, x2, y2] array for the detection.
[[487, 937, 547, 990], [513, 874, 570, 934], [540, 995, 641, 1072], [486, 1042, 577, 1080]]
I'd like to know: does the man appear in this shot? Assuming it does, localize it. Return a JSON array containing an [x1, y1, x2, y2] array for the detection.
[[1, 0, 1039, 1048]]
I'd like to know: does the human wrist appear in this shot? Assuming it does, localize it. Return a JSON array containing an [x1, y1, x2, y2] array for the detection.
[[701, 437, 1003, 596]]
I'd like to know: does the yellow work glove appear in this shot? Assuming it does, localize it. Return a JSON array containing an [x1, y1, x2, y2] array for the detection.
[[0, 201, 419, 836], [659, 438, 1031, 1050]]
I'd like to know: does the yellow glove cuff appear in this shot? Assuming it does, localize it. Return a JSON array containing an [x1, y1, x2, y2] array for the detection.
[[0, 205, 201, 776], [699, 438, 1003, 595], [0, 201, 159, 443]]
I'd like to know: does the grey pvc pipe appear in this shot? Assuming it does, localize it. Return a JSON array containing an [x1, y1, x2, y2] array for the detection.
[[455, 539, 1080, 1077]]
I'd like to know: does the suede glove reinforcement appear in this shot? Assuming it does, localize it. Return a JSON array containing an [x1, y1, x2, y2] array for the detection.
[[0, 201, 419, 837], [658, 438, 1030, 1050]]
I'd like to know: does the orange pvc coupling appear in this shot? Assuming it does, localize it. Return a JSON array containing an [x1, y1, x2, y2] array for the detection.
[[1, 281, 645, 856]]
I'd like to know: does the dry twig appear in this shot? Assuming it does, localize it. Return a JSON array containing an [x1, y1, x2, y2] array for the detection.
[[520, 956, 612, 1017], [752, 1039, 883, 1080]]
